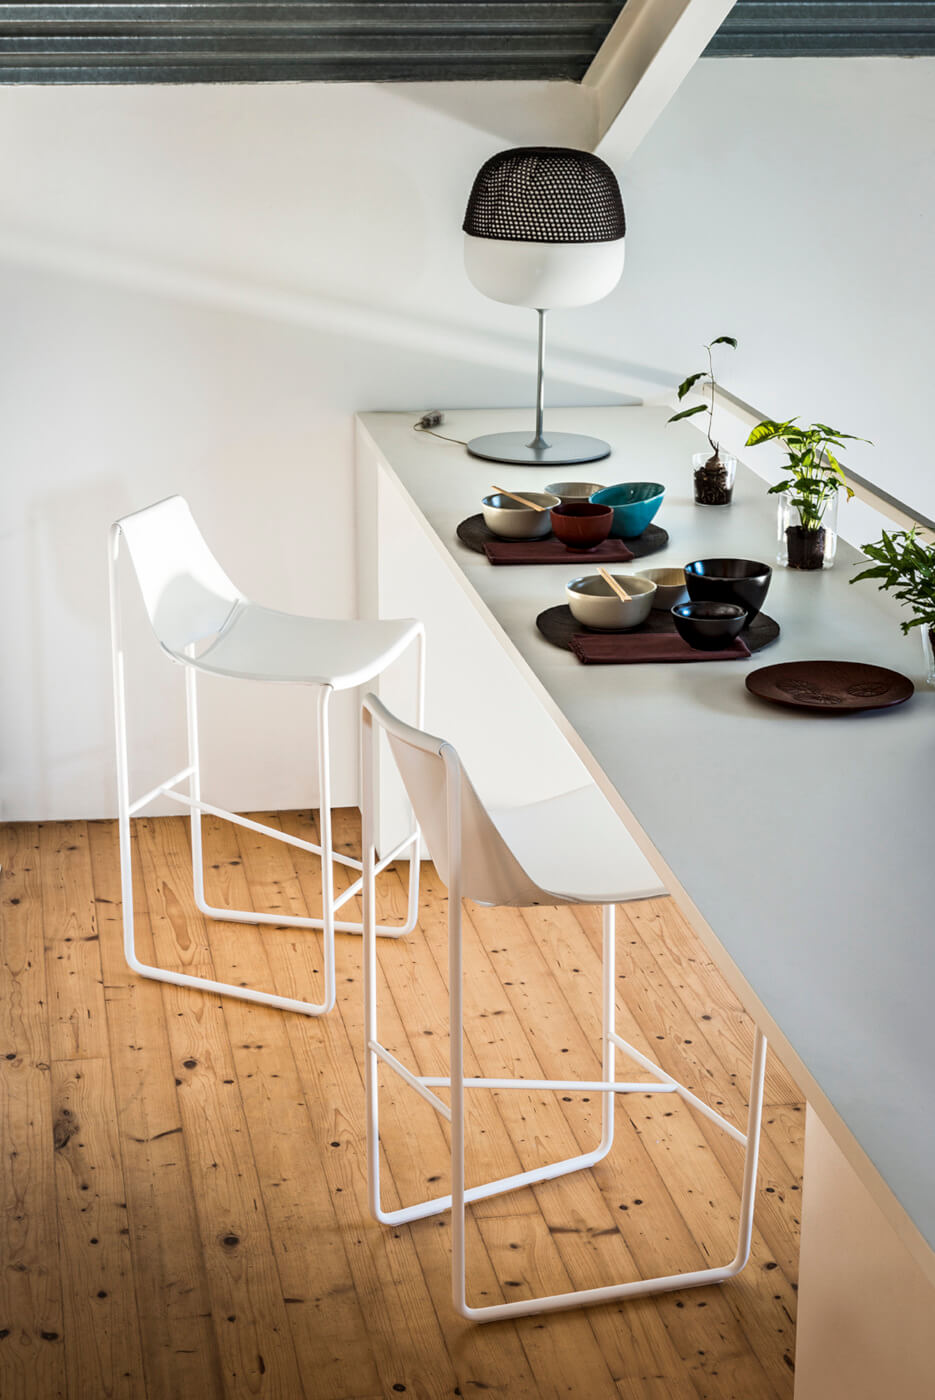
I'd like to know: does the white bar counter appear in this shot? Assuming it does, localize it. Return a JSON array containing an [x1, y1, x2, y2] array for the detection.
[[356, 404, 935, 1388]]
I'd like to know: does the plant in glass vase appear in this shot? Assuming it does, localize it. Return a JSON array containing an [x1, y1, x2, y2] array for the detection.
[[745, 418, 866, 569], [850, 527, 935, 686], [668, 335, 738, 506]]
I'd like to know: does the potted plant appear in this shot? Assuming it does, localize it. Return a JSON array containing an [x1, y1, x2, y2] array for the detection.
[[668, 335, 738, 506], [745, 418, 865, 570], [851, 527, 935, 686]]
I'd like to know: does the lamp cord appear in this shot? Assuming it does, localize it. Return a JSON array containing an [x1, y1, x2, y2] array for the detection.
[[412, 420, 468, 447]]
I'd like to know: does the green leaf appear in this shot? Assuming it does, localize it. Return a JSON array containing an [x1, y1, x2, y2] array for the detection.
[[746, 421, 781, 446], [850, 528, 935, 631], [709, 335, 738, 349], [850, 565, 891, 583], [812, 425, 871, 444], [746, 417, 800, 447], [675, 371, 706, 401], [667, 404, 709, 424]]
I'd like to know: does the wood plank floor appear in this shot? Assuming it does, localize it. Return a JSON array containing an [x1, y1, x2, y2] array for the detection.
[[0, 810, 804, 1400]]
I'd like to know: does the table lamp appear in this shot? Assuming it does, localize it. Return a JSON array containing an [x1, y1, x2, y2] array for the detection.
[[462, 145, 626, 466]]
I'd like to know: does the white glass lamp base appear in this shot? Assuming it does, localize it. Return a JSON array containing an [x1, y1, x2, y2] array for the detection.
[[466, 431, 611, 467]]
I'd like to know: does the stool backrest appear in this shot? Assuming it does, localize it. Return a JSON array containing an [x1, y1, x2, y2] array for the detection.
[[363, 694, 547, 908], [113, 495, 242, 656]]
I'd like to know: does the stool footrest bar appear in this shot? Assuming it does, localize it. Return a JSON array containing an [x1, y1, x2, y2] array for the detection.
[[163, 789, 362, 868], [333, 830, 420, 911], [419, 1076, 677, 1094], [610, 1031, 747, 1146], [370, 1041, 451, 1121], [128, 766, 195, 816]]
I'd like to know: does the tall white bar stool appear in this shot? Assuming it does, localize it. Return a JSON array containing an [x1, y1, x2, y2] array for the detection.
[[108, 495, 424, 1017], [361, 693, 767, 1322]]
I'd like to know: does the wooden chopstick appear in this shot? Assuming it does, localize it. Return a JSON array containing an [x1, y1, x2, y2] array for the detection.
[[598, 566, 631, 602], [492, 485, 550, 512]]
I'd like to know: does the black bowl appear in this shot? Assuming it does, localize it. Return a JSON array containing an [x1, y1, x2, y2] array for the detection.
[[684, 558, 771, 624], [672, 602, 748, 651]]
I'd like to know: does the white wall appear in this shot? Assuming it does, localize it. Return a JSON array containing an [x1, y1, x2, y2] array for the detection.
[[595, 56, 935, 525], [4, 57, 934, 819], [0, 80, 603, 821]]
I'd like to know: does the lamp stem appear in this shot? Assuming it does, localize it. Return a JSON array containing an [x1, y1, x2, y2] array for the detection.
[[528, 308, 549, 450]]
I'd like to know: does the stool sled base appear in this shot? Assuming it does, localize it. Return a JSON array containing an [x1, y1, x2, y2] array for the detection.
[[109, 495, 424, 1019], [361, 693, 767, 1321]]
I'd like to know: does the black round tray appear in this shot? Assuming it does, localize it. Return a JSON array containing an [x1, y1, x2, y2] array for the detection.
[[537, 604, 781, 654], [456, 514, 669, 559]]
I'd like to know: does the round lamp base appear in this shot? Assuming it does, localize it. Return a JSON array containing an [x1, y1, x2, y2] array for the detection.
[[466, 431, 611, 467]]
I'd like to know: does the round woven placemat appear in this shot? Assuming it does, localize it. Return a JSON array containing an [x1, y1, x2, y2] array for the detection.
[[536, 605, 780, 654], [456, 514, 669, 559]]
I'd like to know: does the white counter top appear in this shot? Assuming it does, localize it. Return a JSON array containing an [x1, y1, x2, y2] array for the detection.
[[358, 404, 935, 1281]]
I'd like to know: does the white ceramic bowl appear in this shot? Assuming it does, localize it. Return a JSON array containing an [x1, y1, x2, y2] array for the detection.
[[545, 480, 607, 506], [482, 491, 560, 539], [634, 567, 689, 611], [566, 573, 656, 631]]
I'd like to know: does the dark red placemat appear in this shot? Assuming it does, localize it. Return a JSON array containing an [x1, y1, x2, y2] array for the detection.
[[456, 514, 668, 563], [569, 632, 751, 665], [483, 535, 635, 565]]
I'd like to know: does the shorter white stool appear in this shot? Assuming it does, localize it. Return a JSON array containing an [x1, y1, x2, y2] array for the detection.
[[109, 495, 424, 1017], [361, 693, 767, 1322]]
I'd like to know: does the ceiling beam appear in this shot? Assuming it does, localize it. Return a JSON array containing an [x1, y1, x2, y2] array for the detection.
[[583, 0, 738, 152]]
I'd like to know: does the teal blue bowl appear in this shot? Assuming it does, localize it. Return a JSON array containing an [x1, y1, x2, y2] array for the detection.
[[590, 482, 665, 538]]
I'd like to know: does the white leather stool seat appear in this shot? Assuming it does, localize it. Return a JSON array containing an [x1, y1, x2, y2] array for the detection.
[[489, 784, 665, 906], [186, 602, 421, 690]]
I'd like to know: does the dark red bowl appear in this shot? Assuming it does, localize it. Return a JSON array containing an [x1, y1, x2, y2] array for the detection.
[[550, 502, 614, 551]]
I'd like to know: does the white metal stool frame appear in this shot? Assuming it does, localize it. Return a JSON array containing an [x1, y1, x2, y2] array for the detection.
[[361, 694, 768, 1322], [108, 497, 424, 1019]]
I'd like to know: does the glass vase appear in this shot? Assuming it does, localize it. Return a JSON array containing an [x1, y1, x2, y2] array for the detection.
[[693, 450, 736, 507], [776, 489, 839, 570], [923, 625, 935, 687]]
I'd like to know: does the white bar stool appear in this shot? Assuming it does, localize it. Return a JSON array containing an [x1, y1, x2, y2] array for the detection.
[[361, 693, 767, 1322], [108, 495, 424, 1017]]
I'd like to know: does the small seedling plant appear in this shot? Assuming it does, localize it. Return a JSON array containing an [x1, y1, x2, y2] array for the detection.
[[851, 527, 935, 639], [669, 335, 737, 504], [668, 334, 737, 457]]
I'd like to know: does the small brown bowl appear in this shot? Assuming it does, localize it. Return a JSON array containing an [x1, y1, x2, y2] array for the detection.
[[550, 502, 614, 551]]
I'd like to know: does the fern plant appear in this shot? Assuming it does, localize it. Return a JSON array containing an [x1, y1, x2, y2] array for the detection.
[[850, 528, 935, 635]]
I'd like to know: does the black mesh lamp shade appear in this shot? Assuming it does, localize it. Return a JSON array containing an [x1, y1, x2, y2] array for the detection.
[[463, 147, 626, 466]]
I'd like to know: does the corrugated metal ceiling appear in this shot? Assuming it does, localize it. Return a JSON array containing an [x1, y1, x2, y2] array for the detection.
[[0, 2, 622, 84], [0, 2, 932, 85], [708, 1, 935, 55]]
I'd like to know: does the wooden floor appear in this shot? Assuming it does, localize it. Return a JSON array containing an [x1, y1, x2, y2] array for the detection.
[[1, 809, 804, 1400]]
